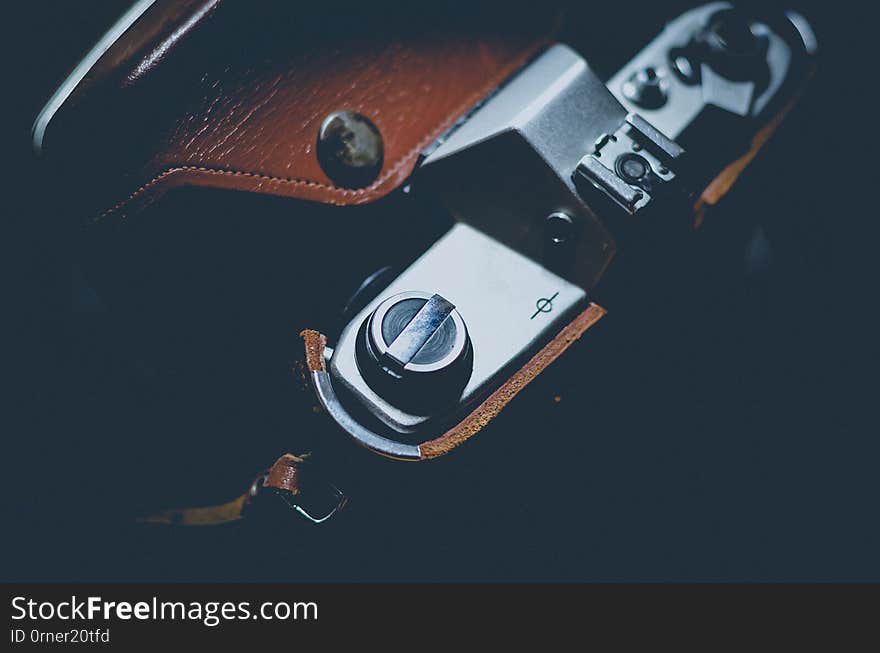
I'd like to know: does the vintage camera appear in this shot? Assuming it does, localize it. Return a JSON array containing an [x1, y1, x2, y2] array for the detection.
[[306, 3, 817, 460]]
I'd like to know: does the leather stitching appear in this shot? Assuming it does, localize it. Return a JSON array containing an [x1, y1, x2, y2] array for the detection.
[[98, 42, 546, 220]]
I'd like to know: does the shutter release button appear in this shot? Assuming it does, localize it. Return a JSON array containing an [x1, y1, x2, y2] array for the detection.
[[356, 291, 472, 410]]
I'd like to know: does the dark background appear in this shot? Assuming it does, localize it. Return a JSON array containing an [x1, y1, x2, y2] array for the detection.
[[4, 0, 875, 581]]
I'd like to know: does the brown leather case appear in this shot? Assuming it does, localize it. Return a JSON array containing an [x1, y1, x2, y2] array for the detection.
[[49, 3, 812, 523], [42, 1, 557, 221], [44, 2, 568, 521]]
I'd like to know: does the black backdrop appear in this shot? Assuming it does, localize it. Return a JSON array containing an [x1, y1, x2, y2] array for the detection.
[[4, 0, 875, 581]]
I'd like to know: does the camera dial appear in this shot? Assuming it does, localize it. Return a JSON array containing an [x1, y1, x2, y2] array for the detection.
[[356, 291, 472, 410]]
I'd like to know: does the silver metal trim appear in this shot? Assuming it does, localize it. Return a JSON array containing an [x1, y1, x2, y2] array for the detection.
[[785, 10, 819, 56], [310, 371, 423, 461], [276, 483, 348, 524], [31, 0, 158, 155]]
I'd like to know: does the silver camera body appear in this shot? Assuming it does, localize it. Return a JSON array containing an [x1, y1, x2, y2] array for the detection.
[[314, 3, 816, 459]]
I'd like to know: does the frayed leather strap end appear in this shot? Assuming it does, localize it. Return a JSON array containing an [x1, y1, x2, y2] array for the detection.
[[138, 453, 309, 526]]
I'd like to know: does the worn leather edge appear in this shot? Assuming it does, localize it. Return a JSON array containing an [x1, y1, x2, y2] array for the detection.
[[300, 302, 605, 460], [419, 302, 606, 459], [302, 330, 328, 373], [137, 453, 306, 525], [96, 38, 549, 222]]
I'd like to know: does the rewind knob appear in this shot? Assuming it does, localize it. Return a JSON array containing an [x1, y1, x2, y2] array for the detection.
[[355, 291, 472, 411]]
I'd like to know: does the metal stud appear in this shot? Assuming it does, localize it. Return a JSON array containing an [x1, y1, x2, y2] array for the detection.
[[317, 111, 384, 188]]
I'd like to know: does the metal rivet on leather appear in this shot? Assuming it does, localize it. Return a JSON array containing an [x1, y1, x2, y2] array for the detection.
[[317, 111, 384, 188]]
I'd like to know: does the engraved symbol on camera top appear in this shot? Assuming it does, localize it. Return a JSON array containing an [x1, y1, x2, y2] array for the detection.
[[531, 292, 559, 320]]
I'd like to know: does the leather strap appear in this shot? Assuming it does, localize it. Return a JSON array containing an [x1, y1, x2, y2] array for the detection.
[[142, 303, 604, 525], [139, 453, 308, 525]]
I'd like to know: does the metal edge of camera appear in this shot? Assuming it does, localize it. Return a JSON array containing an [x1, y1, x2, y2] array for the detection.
[[315, 2, 816, 459]]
